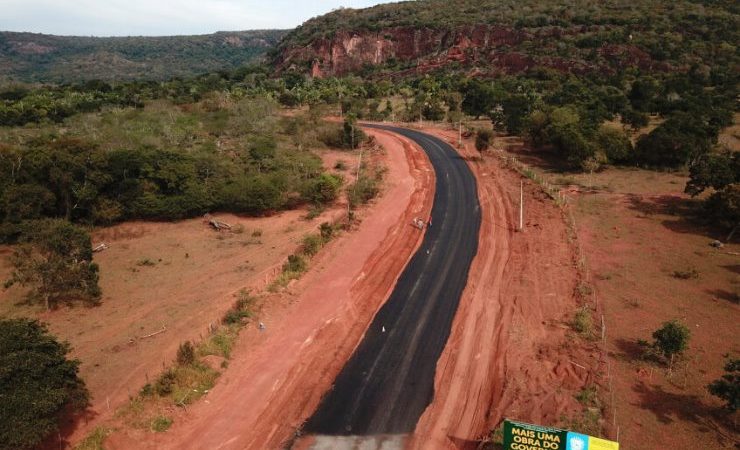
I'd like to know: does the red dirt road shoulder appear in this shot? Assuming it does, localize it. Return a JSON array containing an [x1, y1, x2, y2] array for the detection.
[[107, 129, 434, 449]]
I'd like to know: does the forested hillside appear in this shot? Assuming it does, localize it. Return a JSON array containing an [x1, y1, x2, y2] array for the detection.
[[0, 30, 287, 83], [275, 0, 738, 77]]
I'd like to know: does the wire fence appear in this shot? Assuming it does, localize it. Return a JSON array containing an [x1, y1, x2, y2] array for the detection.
[[498, 152, 621, 442]]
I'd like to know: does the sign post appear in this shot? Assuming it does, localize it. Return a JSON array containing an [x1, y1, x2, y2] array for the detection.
[[502, 419, 619, 450]]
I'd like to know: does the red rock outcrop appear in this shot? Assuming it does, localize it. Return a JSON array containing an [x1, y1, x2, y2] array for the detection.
[[275, 24, 663, 77]]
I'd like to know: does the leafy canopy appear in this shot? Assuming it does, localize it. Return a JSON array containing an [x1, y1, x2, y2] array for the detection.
[[0, 319, 89, 449]]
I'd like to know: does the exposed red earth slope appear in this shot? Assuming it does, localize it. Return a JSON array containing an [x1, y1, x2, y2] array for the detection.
[[106, 128, 435, 449], [410, 126, 595, 448]]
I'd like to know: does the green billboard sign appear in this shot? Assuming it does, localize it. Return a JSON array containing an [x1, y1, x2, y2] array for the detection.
[[503, 419, 619, 450]]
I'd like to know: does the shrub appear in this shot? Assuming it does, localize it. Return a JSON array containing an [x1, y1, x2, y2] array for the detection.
[[150, 416, 173, 433], [73, 426, 112, 450], [475, 128, 494, 152], [176, 341, 196, 366], [154, 369, 177, 396], [284, 254, 307, 273], [302, 234, 323, 256], [572, 307, 593, 336], [672, 268, 699, 279], [303, 173, 343, 205], [319, 222, 334, 241]]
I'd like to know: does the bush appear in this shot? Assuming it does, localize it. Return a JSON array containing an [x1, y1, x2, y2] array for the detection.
[[319, 222, 334, 241], [284, 254, 307, 273], [154, 369, 177, 396], [348, 168, 383, 208], [176, 341, 196, 366], [572, 307, 593, 336], [672, 268, 699, 280], [150, 415, 173, 433], [302, 234, 323, 256], [475, 129, 494, 152], [0, 319, 89, 450], [303, 173, 343, 205]]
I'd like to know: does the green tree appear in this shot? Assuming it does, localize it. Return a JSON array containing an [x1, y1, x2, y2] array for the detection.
[[635, 112, 715, 168], [0, 318, 89, 449], [707, 359, 739, 412], [652, 320, 690, 366], [596, 125, 633, 163], [4, 219, 101, 309]]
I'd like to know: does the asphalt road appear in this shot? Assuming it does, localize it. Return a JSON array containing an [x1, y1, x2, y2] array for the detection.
[[304, 125, 481, 435]]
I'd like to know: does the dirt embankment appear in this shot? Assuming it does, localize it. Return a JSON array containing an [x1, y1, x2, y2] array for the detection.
[[0, 149, 356, 446], [106, 128, 435, 449], [409, 126, 597, 448]]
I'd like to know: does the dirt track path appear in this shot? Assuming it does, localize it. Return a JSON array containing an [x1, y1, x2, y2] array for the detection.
[[107, 128, 435, 449]]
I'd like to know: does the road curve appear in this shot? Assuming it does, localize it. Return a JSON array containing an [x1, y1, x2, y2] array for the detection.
[[304, 125, 481, 435]]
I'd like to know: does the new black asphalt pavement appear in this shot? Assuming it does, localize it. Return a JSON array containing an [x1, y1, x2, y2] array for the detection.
[[304, 125, 481, 435]]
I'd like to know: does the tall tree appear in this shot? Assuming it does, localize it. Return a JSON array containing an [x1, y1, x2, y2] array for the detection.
[[4, 219, 101, 309], [0, 319, 89, 449]]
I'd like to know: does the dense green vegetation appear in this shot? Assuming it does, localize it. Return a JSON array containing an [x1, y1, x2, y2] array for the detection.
[[0, 318, 88, 449], [4, 219, 100, 309], [278, 0, 738, 73], [0, 92, 355, 242], [0, 30, 287, 83]]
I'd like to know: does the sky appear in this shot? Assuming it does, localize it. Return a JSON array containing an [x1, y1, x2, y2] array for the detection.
[[0, 0, 394, 37]]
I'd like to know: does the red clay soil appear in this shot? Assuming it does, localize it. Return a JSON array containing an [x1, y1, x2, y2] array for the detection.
[[0, 208, 347, 445], [408, 126, 596, 448], [568, 170, 740, 449], [106, 128, 435, 449]]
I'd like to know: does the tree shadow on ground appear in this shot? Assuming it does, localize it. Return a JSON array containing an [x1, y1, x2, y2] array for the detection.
[[631, 381, 739, 444], [633, 381, 705, 425], [624, 193, 727, 240], [38, 407, 98, 450], [499, 140, 572, 173], [720, 264, 740, 275], [706, 289, 739, 304], [613, 337, 646, 362]]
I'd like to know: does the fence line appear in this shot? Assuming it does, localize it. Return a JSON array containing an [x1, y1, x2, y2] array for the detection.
[[496, 151, 620, 442]]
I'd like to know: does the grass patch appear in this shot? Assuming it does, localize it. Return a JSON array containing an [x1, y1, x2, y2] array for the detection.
[[576, 281, 593, 298], [562, 408, 602, 437], [572, 307, 593, 337], [302, 234, 324, 256], [136, 258, 157, 267], [251, 229, 263, 237], [73, 426, 113, 450], [575, 385, 600, 407], [348, 166, 384, 208], [197, 326, 238, 360], [222, 289, 255, 325], [150, 415, 173, 432], [672, 267, 699, 279], [305, 205, 324, 220]]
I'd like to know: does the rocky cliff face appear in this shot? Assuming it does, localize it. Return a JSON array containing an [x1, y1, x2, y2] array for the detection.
[[275, 25, 661, 77]]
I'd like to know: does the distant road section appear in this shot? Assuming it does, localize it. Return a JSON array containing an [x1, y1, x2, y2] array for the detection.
[[305, 125, 481, 435]]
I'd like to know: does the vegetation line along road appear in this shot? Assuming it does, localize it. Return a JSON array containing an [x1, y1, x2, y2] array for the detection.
[[305, 125, 481, 435]]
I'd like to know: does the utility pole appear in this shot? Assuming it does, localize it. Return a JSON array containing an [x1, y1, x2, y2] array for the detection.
[[458, 120, 463, 148], [518, 180, 524, 231]]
